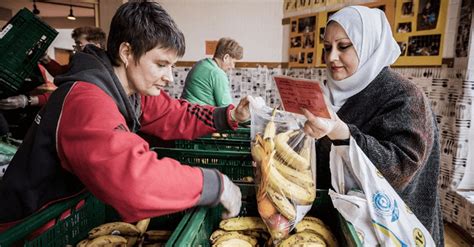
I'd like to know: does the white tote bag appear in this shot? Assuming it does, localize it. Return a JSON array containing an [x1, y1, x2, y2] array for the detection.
[[328, 137, 435, 246]]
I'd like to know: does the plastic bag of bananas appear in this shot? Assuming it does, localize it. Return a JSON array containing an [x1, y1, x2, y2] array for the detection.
[[248, 96, 317, 244]]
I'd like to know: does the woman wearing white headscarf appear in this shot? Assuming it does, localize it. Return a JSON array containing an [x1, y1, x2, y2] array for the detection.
[[302, 6, 443, 245]]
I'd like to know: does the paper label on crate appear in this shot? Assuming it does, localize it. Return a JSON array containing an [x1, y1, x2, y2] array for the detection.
[[295, 204, 312, 225], [0, 24, 12, 39], [274, 76, 331, 118]]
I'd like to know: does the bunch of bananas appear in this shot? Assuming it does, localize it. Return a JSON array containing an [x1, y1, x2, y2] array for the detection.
[[279, 216, 338, 247], [209, 217, 270, 247], [76, 218, 172, 246], [251, 109, 316, 241], [208, 216, 337, 247]]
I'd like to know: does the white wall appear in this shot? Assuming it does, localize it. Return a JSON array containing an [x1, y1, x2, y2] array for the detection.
[[158, 0, 284, 62], [45, 29, 74, 59]]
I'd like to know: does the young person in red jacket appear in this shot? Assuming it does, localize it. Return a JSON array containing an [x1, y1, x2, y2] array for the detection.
[[0, 1, 248, 231], [40, 26, 107, 77]]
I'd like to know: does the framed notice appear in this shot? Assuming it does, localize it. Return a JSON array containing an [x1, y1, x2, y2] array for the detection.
[[205, 40, 218, 55]]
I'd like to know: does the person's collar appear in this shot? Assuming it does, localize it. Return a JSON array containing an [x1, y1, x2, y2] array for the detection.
[[212, 57, 225, 70]]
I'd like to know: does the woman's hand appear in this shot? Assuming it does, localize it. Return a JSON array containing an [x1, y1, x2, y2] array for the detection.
[[302, 108, 350, 140], [231, 96, 250, 123]]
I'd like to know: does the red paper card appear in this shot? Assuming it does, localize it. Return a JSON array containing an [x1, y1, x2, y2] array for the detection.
[[274, 76, 331, 118]]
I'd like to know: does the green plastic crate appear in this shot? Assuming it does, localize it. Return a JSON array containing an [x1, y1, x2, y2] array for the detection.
[[0, 8, 58, 96], [0, 141, 18, 179], [175, 138, 250, 152], [0, 193, 194, 246], [153, 147, 253, 181], [0, 141, 17, 155], [203, 127, 250, 141], [174, 189, 363, 246]]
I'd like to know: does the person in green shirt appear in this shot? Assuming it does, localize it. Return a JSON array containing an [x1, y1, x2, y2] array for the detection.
[[181, 38, 243, 106]]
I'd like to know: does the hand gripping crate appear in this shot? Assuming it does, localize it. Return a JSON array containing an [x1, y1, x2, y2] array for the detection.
[[174, 187, 363, 246], [0, 8, 58, 97], [0, 192, 194, 246], [152, 147, 254, 181]]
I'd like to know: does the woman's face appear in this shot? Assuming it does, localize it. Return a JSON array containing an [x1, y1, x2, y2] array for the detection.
[[324, 22, 359, 81], [221, 54, 236, 72], [126, 47, 177, 96]]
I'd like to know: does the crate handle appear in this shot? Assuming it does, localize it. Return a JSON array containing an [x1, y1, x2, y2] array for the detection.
[[26, 35, 48, 60], [0, 193, 89, 245]]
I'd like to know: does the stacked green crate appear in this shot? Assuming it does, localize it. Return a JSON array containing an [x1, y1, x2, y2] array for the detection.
[[153, 147, 253, 181], [0, 193, 194, 246]]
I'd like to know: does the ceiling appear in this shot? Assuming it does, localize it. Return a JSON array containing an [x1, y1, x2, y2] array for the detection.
[[0, 0, 95, 18]]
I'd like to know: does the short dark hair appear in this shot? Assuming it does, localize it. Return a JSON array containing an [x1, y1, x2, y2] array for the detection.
[[107, 1, 186, 66], [71, 26, 106, 48], [214, 38, 243, 60]]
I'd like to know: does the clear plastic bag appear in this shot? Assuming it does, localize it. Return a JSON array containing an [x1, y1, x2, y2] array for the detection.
[[249, 96, 317, 243]]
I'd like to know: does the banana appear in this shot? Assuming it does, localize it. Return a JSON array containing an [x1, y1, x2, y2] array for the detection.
[[295, 218, 338, 247], [144, 230, 172, 242], [278, 231, 326, 247], [263, 108, 277, 139], [76, 239, 90, 247], [258, 195, 277, 219], [268, 158, 315, 205], [274, 156, 314, 189], [266, 187, 296, 221], [240, 230, 269, 241], [125, 236, 137, 247], [275, 131, 310, 171], [219, 217, 267, 231], [263, 137, 275, 154], [136, 218, 150, 235], [255, 133, 264, 146], [299, 137, 312, 163], [211, 229, 266, 245], [251, 142, 266, 163], [210, 229, 229, 242], [85, 234, 128, 246], [213, 238, 254, 247], [241, 176, 254, 183], [88, 222, 140, 239], [211, 231, 257, 246]]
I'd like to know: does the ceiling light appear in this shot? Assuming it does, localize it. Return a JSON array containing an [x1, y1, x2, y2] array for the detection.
[[32, 0, 40, 15], [67, 5, 76, 20]]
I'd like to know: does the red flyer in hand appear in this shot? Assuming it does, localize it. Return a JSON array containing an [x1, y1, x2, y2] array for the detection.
[[274, 76, 331, 119]]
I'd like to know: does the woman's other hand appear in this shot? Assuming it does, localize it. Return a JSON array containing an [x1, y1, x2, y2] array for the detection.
[[302, 108, 350, 140]]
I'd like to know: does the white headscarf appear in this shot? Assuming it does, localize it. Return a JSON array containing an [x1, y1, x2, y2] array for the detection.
[[326, 6, 401, 112]]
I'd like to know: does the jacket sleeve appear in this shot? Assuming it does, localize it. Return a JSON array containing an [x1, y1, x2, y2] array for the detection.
[[36, 92, 51, 106], [42, 59, 69, 77], [57, 83, 223, 222], [345, 88, 436, 192], [139, 92, 238, 140]]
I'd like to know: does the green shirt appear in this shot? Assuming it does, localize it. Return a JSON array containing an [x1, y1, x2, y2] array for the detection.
[[181, 58, 232, 106]]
